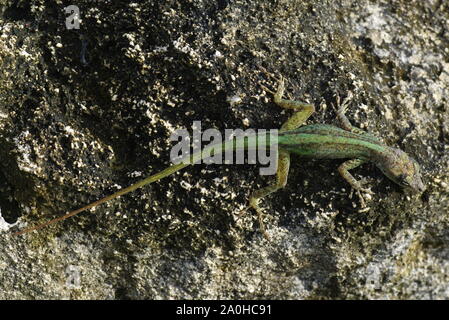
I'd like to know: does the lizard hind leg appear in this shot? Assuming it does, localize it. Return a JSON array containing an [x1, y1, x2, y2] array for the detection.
[[262, 76, 315, 132], [245, 75, 314, 238], [248, 149, 290, 239]]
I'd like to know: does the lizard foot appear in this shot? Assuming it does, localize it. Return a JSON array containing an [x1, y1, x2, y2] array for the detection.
[[234, 205, 250, 218], [349, 179, 374, 208], [259, 68, 291, 101], [249, 198, 270, 240], [333, 92, 353, 113]]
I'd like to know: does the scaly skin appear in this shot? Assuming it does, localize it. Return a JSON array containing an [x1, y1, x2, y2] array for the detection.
[[278, 124, 424, 191], [13, 77, 425, 237]]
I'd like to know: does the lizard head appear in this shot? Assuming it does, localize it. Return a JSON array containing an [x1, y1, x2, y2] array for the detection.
[[377, 148, 426, 193]]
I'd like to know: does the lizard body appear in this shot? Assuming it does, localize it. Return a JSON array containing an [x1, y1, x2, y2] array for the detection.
[[279, 124, 385, 159], [13, 77, 425, 237]]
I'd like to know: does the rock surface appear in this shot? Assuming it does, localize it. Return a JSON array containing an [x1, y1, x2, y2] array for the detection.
[[0, 0, 448, 299]]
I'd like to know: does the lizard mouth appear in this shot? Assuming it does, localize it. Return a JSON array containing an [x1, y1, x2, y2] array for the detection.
[[403, 179, 426, 193], [413, 180, 426, 193]]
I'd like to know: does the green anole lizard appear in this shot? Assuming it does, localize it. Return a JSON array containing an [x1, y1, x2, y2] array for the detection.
[[13, 77, 425, 237]]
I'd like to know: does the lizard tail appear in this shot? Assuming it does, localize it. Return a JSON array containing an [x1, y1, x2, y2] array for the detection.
[[12, 162, 190, 236], [13, 131, 275, 236]]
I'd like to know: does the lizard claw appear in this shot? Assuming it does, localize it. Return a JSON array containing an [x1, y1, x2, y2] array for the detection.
[[350, 186, 373, 208], [260, 83, 276, 95], [234, 205, 250, 218], [235, 199, 270, 239], [356, 189, 367, 207], [248, 198, 270, 240], [334, 92, 353, 113], [259, 68, 289, 101], [357, 178, 374, 194], [360, 187, 374, 195]]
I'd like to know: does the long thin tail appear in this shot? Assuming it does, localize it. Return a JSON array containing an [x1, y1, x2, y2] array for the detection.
[[13, 162, 190, 236], [13, 131, 276, 236]]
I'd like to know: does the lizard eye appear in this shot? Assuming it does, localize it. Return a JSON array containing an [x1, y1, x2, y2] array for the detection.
[[397, 174, 410, 186]]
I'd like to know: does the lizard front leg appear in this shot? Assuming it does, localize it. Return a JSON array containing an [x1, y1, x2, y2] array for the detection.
[[334, 95, 382, 143], [338, 158, 374, 207]]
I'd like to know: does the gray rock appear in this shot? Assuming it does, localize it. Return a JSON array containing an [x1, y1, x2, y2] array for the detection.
[[0, 0, 447, 299]]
